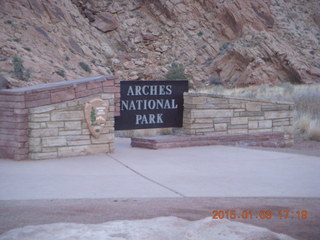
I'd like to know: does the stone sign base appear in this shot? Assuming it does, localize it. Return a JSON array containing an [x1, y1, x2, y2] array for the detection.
[[0, 75, 120, 160], [131, 132, 286, 150]]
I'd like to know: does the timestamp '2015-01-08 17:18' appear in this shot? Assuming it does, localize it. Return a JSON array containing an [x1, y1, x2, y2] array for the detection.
[[212, 210, 309, 220]]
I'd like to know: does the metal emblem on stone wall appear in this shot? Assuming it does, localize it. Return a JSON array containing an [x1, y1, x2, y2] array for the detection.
[[84, 98, 108, 138]]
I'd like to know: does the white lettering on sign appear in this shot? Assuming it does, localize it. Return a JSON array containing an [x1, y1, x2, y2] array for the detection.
[[121, 84, 181, 127], [136, 114, 164, 125], [127, 85, 172, 96], [96, 106, 106, 115], [121, 99, 178, 111]]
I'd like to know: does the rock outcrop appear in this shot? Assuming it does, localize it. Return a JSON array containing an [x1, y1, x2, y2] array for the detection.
[[0, 0, 319, 88], [0, 217, 296, 240]]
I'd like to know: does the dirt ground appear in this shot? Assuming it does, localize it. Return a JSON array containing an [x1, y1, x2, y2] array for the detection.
[[246, 138, 320, 158]]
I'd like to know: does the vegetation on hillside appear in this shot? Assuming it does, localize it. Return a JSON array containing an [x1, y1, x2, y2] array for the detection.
[[163, 63, 190, 81]]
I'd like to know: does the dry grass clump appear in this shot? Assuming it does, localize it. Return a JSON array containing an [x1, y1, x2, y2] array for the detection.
[[306, 119, 320, 141], [197, 83, 320, 142]]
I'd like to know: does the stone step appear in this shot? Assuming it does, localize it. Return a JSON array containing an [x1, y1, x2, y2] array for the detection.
[[131, 132, 285, 150]]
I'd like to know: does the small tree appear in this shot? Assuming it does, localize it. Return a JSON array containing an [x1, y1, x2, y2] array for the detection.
[[164, 63, 190, 80], [12, 56, 30, 81]]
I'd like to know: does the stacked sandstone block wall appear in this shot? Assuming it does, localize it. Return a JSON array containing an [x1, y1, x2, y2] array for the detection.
[[0, 75, 120, 160], [183, 93, 294, 146]]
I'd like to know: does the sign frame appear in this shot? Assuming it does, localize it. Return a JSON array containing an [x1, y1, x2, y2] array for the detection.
[[115, 80, 188, 130]]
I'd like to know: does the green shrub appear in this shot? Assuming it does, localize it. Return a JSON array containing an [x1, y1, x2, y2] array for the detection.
[[23, 47, 31, 52], [79, 62, 91, 73], [164, 63, 190, 80], [12, 56, 30, 81], [55, 69, 66, 77]]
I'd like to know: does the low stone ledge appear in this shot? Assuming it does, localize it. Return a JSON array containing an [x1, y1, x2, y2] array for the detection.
[[131, 132, 286, 150]]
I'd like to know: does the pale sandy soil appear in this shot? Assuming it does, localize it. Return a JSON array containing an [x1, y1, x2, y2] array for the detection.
[[245, 138, 320, 157]]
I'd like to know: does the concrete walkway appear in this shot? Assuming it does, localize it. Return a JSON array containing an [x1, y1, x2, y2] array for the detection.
[[0, 138, 319, 200]]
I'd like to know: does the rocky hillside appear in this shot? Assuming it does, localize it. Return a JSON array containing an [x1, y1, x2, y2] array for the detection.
[[0, 0, 319, 89]]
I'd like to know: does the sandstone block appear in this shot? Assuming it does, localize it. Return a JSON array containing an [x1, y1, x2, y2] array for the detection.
[[66, 105, 82, 111], [103, 86, 119, 93], [191, 97, 207, 105], [246, 103, 261, 111], [76, 88, 101, 98], [189, 123, 213, 129], [0, 93, 23, 102], [29, 105, 55, 114], [29, 137, 41, 146], [59, 130, 82, 136], [101, 94, 114, 99], [248, 116, 265, 121], [213, 118, 231, 123], [42, 147, 58, 153], [273, 126, 294, 134], [30, 128, 58, 137], [228, 124, 248, 130], [67, 140, 91, 146], [249, 129, 271, 133], [102, 80, 114, 87], [181, 129, 196, 135], [87, 81, 102, 90], [258, 120, 272, 129], [14, 108, 28, 114], [110, 143, 115, 153], [75, 83, 87, 93], [206, 98, 228, 104], [194, 118, 214, 124], [54, 102, 67, 110], [214, 123, 227, 132], [262, 105, 290, 111], [58, 146, 88, 157], [195, 104, 233, 109], [231, 117, 248, 125], [87, 144, 110, 154], [42, 136, 67, 147], [191, 109, 233, 118], [67, 100, 79, 107], [239, 111, 263, 117], [82, 129, 90, 135], [91, 134, 114, 144], [65, 121, 82, 130], [265, 111, 292, 119], [51, 111, 84, 121], [0, 101, 25, 109], [195, 129, 216, 135], [29, 145, 42, 153], [29, 152, 57, 160], [30, 113, 50, 122], [248, 121, 258, 129], [29, 122, 41, 129], [26, 98, 51, 108], [47, 122, 64, 128], [66, 135, 90, 141], [228, 129, 248, 134], [272, 118, 290, 127]]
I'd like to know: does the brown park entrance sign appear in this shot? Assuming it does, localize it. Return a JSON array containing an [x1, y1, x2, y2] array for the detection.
[[115, 80, 188, 130], [84, 98, 109, 138]]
